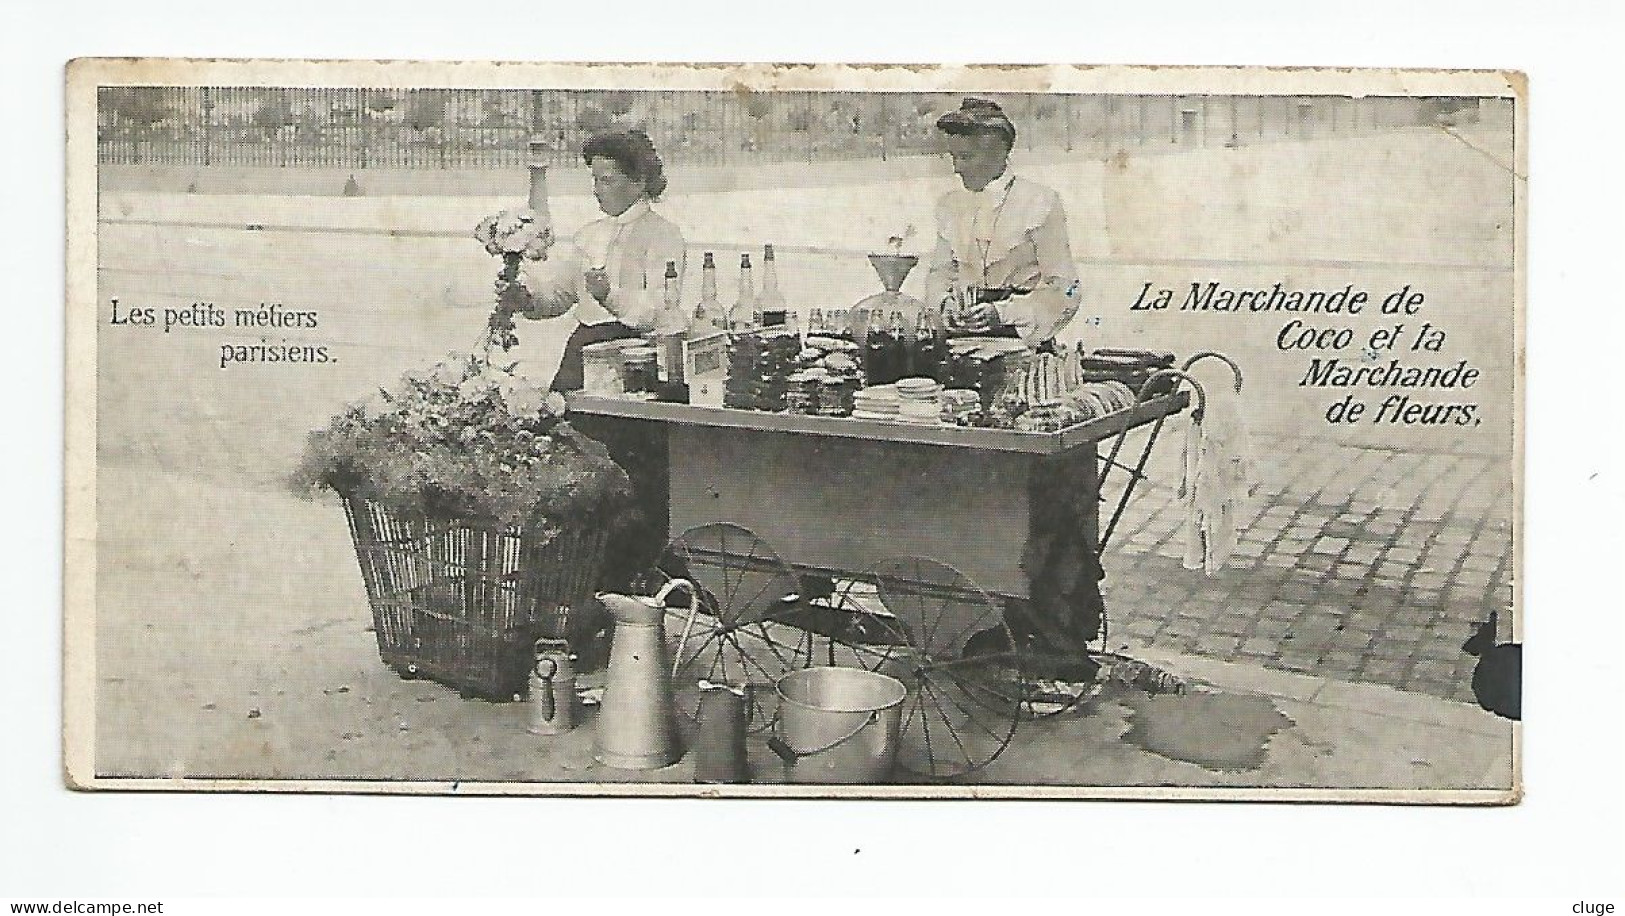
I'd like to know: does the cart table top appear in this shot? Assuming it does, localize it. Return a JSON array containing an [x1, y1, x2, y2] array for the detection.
[[567, 391, 1190, 455]]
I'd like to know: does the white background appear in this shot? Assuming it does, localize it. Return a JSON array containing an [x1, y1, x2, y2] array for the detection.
[[3, 0, 1622, 905]]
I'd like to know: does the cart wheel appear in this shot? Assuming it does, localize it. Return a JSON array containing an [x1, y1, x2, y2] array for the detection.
[[656, 523, 815, 732], [832, 557, 1022, 780]]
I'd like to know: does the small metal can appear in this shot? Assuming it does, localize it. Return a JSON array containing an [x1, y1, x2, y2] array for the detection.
[[528, 638, 576, 735]]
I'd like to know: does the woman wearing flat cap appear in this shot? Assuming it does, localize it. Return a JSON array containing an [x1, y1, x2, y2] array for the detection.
[[923, 97, 1081, 347]]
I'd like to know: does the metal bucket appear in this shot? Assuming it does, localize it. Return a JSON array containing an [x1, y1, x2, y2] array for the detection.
[[770, 667, 907, 784]]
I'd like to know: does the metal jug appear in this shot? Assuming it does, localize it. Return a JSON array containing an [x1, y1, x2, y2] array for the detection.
[[527, 637, 576, 736], [593, 579, 691, 770], [693, 681, 750, 784]]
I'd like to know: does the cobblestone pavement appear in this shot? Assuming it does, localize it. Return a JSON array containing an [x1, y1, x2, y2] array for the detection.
[[1102, 431, 1515, 705]]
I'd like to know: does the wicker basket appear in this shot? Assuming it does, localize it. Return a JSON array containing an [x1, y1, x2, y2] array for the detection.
[[340, 493, 609, 700]]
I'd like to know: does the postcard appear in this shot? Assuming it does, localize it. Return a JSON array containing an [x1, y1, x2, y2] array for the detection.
[[64, 60, 1523, 800]]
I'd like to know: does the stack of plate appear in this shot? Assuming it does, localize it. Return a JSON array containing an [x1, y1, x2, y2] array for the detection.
[[895, 377, 941, 398], [851, 384, 901, 420], [893, 377, 943, 425]]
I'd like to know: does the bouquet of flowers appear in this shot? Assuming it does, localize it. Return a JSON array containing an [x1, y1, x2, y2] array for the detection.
[[294, 351, 630, 536], [473, 208, 554, 351], [474, 207, 553, 260]]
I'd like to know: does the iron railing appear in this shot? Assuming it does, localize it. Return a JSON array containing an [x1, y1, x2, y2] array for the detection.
[[96, 88, 1476, 168]]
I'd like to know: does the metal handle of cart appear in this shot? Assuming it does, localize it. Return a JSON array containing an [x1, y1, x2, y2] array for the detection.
[[1180, 350, 1245, 397]]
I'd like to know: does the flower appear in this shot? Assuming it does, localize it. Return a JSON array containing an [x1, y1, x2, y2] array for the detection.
[[505, 384, 549, 416], [477, 209, 553, 261], [431, 360, 465, 386], [457, 375, 492, 400]]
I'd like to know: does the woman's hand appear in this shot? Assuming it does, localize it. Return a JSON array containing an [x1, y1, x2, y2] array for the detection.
[[949, 303, 1003, 334], [584, 267, 612, 305], [522, 289, 578, 320]]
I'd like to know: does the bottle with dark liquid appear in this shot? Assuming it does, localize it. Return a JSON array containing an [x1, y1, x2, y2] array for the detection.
[[885, 310, 910, 384], [861, 310, 891, 386], [758, 244, 789, 328], [913, 306, 950, 384]]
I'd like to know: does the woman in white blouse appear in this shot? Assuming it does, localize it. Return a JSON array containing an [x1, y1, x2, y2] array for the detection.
[[922, 98, 1081, 348], [515, 129, 687, 392]]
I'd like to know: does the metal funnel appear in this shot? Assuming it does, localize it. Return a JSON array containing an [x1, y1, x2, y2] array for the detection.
[[867, 254, 918, 294]]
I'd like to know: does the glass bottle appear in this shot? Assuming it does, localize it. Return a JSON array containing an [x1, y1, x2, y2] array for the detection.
[[862, 312, 891, 386], [886, 310, 909, 384], [729, 253, 756, 332], [656, 259, 684, 384], [829, 308, 850, 341], [914, 305, 949, 384], [758, 244, 789, 328], [691, 251, 723, 333]]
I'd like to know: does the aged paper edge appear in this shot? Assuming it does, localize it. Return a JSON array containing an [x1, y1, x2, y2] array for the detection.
[[62, 59, 1526, 802]]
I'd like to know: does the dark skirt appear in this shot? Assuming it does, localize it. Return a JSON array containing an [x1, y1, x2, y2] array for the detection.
[[549, 320, 641, 393]]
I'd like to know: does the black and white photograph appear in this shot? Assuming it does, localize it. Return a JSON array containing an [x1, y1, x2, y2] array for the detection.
[[65, 61, 1522, 799]]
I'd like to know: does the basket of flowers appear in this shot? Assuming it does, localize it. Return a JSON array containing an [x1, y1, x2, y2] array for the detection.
[[294, 351, 631, 700]]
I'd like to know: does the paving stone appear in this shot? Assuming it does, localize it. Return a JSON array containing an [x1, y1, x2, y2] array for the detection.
[[1301, 561, 1337, 579], [1252, 618, 1292, 638], [1240, 637, 1277, 657], [1194, 634, 1240, 656], [1346, 545, 1382, 565], [1313, 536, 1352, 555], [1361, 659, 1410, 681], [1124, 619, 1161, 638], [1387, 625, 1429, 643], [1318, 659, 1362, 678], [1259, 602, 1300, 622]]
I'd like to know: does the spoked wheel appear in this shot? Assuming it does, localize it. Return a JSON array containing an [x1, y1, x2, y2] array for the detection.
[[831, 557, 1023, 780], [655, 523, 815, 733]]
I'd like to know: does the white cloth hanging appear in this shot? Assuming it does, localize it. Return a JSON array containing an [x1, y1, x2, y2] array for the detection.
[[1180, 388, 1256, 575]]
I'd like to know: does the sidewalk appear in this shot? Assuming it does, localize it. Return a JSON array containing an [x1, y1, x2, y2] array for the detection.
[[88, 454, 1513, 791], [89, 455, 1516, 792], [981, 643, 1515, 793]]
